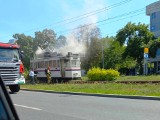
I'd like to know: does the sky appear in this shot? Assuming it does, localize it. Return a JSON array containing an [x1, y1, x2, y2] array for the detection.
[[0, 0, 159, 43]]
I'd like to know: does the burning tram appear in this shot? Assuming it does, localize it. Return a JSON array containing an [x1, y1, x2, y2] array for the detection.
[[30, 52, 81, 82]]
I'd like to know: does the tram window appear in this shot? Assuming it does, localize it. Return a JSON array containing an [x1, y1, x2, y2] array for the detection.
[[53, 60, 57, 67], [49, 60, 52, 67], [45, 61, 49, 67], [57, 60, 60, 67], [40, 61, 45, 68], [72, 60, 80, 67], [38, 62, 41, 68], [38, 61, 44, 68], [76, 61, 80, 66], [34, 62, 37, 69], [65, 60, 71, 67], [72, 60, 76, 67]]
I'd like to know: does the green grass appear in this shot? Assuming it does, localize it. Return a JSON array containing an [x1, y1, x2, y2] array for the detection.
[[116, 75, 160, 81], [81, 75, 160, 81], [21, 83, 160, 97], [22, 75, 160, 97]]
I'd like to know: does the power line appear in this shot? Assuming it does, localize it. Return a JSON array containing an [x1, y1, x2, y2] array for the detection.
[[1, 0, 132, 39], [24, 0, 132, 32], [56, 8, 145, 34], [100, 12, 146, 36], [100, 12, 145, 27]]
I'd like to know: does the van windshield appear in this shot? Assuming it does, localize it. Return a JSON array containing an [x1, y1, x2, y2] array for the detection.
[[0, 48, 20, 62]]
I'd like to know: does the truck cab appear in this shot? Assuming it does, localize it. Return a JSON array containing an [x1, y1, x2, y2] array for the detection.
[[0, 42, 25, 92]]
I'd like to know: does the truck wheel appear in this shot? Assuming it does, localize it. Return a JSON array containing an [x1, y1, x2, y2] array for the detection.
[[9, 85, 20, 92]]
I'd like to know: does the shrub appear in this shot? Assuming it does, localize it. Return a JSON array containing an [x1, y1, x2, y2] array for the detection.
[[105, 69, 120, 81], [87, 67, 119, 81], [24, 69, 29, 82], [87, 67, 101, 81]]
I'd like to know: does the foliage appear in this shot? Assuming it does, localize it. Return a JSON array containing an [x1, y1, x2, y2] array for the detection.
[[149, 38, 160, 58], [34, 29, 56, 50], [73, 24, 101, 43], [105, 69, 120, 81], [116, 22, 154, 74], [13, 34, 34, 70], [11, 22, 157, 76], [55, 35, 67, 48], [23, 69, 29, 82], [88, 37, 102, 68], [119, 59, 137, 75], [120, 57, 137, 69], [103, 40, 125, 70], [87, 67, 119, 81], [74, 25, 102, 71]]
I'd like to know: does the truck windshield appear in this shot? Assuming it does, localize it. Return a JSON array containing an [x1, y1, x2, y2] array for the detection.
[[0, 48, 20, 62]]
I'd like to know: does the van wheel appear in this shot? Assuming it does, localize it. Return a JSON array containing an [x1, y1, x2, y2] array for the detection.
[[9, 85, 20, 92]]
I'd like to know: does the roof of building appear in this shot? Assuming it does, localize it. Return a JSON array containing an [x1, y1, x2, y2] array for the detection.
[[146, 1, 160, 15]]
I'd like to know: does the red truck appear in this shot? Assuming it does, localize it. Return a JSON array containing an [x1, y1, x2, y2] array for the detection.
[[0, 42, 25, 92]]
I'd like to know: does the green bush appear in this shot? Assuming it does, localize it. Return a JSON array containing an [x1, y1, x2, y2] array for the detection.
[[87, 67, 120, 81], [23, 69, 29, 81], [105, 69, 120, 81]]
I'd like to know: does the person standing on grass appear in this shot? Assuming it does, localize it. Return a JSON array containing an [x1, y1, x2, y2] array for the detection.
[[29, 68, 35, 84]]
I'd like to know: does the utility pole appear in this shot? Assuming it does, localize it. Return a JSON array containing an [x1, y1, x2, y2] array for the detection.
[[102, 44, 104, 69]]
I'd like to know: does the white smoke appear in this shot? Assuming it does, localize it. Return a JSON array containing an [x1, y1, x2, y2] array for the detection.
[[35, 34, 86, 57], [54, 34, 86, 56], [35, 47, 43, 54], [35, 0, 107, 56]]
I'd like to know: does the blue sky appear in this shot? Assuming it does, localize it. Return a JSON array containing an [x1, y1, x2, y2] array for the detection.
[[0, 0, 159, 43]]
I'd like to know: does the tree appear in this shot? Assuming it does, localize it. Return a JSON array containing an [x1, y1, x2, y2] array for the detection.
[[116, 22, 154, 74], [119, 57, 137, 75], [103, 40, 125, 70], [73, 24, 101, 48], [55, 35, 67, 48], [149, 38, 160, 58], [34, 29, 56, 50], [81, 37, 102, 71], [13, 33, 34, 69], [73, 25, 101, 71], [88, 37, 102, 68]]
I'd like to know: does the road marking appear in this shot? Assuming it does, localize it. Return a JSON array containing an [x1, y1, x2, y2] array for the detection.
[[14, 104, 42, 111]]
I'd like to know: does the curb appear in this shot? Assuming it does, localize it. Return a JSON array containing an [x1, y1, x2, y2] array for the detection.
[[21, 88, 160, 101]]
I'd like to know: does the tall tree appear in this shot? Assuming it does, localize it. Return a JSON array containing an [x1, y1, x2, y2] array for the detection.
[[116, 22, 154, 74], [103, 40, 125, 70], [73, 25, 101, 71], [13, 33, 34, 69], [81, 37, 101, 71], [88, 37, 102, 68], [73, 24, 101, 45], [34, 29, 56, 50], [55, 35, 67, 48]]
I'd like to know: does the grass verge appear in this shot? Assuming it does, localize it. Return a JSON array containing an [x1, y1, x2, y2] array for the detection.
[[81, 75, 160, 81], [21, 83, 160, 97], [116, 75, 160, 81]]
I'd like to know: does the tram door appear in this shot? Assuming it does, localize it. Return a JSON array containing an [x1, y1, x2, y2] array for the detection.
[[60, 59, 65, 78]]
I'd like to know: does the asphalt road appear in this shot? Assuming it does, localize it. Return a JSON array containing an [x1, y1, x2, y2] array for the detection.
[[10, 90, 160, 120]]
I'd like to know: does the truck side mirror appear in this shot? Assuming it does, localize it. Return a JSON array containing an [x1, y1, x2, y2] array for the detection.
[[20, 51, 24, 62]]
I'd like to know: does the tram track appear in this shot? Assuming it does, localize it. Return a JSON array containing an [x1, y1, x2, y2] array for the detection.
[[67, 80, 160, 84]]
